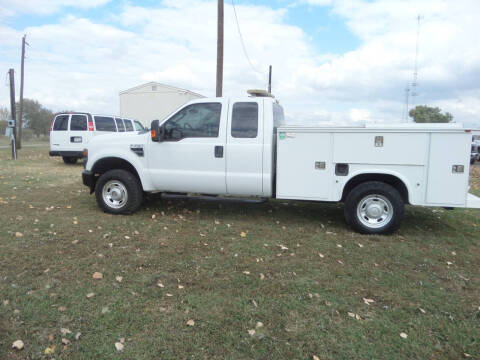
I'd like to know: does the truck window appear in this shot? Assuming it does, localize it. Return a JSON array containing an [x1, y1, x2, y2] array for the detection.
[[273, 103, 285, 128], [94, 116, 117, 132], [115, 118, 125, 132], [231, 102, 258, 138], [134, 121, 144, 131], [70, 115, 87, 131], [124, 119, 134, 131], [164, 103, 221, 140], [53, 115, 69, 131]]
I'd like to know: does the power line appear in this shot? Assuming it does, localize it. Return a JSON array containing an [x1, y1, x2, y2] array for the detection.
[[231, 0, 263, 76]]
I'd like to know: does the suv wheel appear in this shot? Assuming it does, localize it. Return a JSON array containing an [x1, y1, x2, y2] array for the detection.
[[344, 181, 404, 235], [95, 169, 143, 214], [63, 156, 78, 164]]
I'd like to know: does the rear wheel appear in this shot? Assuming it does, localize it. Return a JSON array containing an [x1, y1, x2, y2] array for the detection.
[[95, 169, 143, 214], [62, 156, 78, 164], [344, 181, 404, 235]]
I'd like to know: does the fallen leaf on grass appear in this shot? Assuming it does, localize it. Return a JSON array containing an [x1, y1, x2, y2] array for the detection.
[[259, 273, 265, 280], [313, 356, 320, 360], [62, 338, 70, 345], [15, 232, 23, 238], [358, 243, 364, 248], [318, 253, 325, 258], [256, 322, 264, 328], [58, 306, 67, 312], [240, 231, 247, 238], [75, 332, 81, 340], [243, 271, 250, 275], [92, 272, 103, 279], [60, 328, 71, 336], [101, 306, 110, 314], [45, 346, 55, 355], [247, 329, 256, 336], [115, 342, 124, 351], [12, 340, 24, 350], [363, 298, 375, 305], [86, 293, 95, 299], [400, 332, 408, 339], [419, 308, 426, 314], [116, 276, 123, 282], [186, 319, 195, 326], [278, 244, 288, 250]]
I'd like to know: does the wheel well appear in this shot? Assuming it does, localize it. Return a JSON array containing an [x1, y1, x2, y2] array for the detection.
[[341, 174, 409, 204], [91, 157, 141, 188]]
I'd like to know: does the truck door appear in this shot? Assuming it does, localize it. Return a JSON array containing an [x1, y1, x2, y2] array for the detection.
[[147, 100, 227, 194], [225, 99, 264, 196]]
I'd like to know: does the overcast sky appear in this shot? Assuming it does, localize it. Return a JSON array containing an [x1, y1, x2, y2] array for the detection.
[[0, 0, 479, 127]]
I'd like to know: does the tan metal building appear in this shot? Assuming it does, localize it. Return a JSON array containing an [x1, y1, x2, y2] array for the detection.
[[119, 82, 204, 126]]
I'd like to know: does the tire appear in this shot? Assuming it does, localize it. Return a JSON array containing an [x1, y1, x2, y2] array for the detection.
[[63, 156, 78, 164], [95, 169, 143, 214], [344, 181, 404, 235]]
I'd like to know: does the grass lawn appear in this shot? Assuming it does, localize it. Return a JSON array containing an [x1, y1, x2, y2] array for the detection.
[[1, 145, 479, 360]]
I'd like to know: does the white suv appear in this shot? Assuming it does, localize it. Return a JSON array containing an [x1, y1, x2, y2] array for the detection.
[[50, 112, 144, 164]]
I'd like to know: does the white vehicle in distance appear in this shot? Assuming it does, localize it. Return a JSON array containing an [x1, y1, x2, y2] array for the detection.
[[81, 91, 480, 235], [50, 112, 145, 164]]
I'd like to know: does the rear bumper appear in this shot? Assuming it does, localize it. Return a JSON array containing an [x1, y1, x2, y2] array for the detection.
[[82, 170, 95, 193], [50, 150, 84, 158]]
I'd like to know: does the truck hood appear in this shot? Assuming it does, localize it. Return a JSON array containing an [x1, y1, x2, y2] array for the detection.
[[88, 132, 149, 147]]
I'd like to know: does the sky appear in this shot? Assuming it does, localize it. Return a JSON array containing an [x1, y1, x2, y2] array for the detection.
[[0, 0, 479, 127]]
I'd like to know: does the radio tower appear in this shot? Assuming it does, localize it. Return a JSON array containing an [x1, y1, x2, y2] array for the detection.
[[409, 15, 422, 120]]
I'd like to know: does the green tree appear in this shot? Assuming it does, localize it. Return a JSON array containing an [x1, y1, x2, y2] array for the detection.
[[0, 107, 9, 135], [16, 99, 54, 137], [409, 105, 453, 123]]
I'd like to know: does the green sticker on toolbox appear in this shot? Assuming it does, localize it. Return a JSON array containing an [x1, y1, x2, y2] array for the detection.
[[279, 132, 285, 140]]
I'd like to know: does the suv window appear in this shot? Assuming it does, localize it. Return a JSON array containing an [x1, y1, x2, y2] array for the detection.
[[124, 119, 134, 131], [70, 114, 88, 131], [94, 116, 117, 132], [53, 115, 69, 131], [115, 118, 125, 132], [134, 121, 144, 131], [164, 103, 221, 140], [231, 102, 258, 138]]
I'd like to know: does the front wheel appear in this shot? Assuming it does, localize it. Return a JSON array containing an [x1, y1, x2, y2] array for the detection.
[[95, 169, 143, 214], [344, 181, 404, 235]]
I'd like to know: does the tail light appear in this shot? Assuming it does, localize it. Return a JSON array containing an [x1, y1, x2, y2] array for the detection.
[[88, 120, 94, 131]]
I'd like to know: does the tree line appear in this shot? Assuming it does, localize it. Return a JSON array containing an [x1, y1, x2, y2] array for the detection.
[[0, 99, 55, 139]]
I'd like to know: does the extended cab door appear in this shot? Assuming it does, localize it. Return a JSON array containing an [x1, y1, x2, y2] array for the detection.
[[225, 99, 264, 196], [147, 100, 227, 194]]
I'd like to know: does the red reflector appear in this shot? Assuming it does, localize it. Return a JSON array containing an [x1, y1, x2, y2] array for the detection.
[[465, 129, 471, 133], [88, 121, 94, 131], [151, 130, 157, 138]]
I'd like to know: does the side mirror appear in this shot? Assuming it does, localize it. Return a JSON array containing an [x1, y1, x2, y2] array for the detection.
[[151, 120, 159, 142], [151, 120, 165, 142]]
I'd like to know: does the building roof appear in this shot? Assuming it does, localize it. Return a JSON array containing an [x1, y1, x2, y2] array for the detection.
[[119, 81, 204, 98]]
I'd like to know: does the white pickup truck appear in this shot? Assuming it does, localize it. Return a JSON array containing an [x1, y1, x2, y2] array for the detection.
[[82, 92, 480, 234]]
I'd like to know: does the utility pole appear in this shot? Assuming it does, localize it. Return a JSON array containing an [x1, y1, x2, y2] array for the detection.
[[268, 65, 272, 93], [216, 0, 224, 97], [8, 69, 17, 160], [18, 34, 27, 149]]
